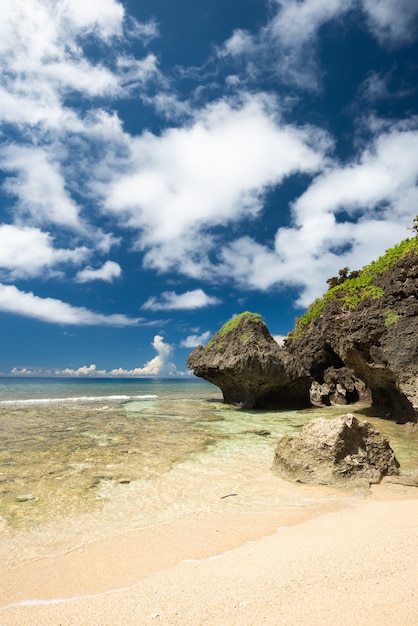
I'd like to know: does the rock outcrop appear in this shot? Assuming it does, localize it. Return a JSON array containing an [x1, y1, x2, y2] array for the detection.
[[273, 414, 400, 486], [187, 312, 311, 409], [286, 248, 418, 422], [187, 240, 418, 422]]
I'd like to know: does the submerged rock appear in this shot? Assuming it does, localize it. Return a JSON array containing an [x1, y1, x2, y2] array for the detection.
[[273, 414, 399, 486], [15, 494, 37, 502], [187, 312, 311, 409]]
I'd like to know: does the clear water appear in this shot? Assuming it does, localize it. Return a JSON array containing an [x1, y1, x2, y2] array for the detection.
[[0, 377, 417, 569]]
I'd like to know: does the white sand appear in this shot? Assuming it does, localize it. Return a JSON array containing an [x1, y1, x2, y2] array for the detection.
[[1, 484, 417, 625]]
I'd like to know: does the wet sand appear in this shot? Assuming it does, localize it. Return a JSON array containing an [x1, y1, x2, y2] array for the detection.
[[1, 482, 417, 625]]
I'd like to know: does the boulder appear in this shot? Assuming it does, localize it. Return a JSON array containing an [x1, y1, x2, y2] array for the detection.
[[273, 414, 399, 486], [187, 312, 311, 409]]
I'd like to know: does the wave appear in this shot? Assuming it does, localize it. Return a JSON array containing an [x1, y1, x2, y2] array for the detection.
[[0, 394, 158, 406]]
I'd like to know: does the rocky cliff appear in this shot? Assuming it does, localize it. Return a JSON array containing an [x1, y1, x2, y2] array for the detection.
[[187, 238, 418, 422], [286, 240, 418, 423]]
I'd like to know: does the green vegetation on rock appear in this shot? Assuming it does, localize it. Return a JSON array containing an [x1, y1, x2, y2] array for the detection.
[[291, 237, 418, 338], [205, 312, 264, 349], [382, 309, 400, 326], [218, 311, 263, 336]]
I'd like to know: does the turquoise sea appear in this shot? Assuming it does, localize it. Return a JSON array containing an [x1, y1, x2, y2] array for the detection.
[[0, 377, 416, 571]]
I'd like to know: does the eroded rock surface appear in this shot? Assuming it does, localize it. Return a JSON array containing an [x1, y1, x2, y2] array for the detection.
[[310, 366, 371, 407], [273, 414, 400, 486], [286, 251, 418, 422], [187, 246, 418, 422], [187, 312, 311, 409]]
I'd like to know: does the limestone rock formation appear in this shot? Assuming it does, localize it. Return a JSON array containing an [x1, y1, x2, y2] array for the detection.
[[309, 366, 371, 407], [286, 246, 418, 423], [187, 239, 418, 422], [273, 414, 400, 486], [187, 312, 311, 409]]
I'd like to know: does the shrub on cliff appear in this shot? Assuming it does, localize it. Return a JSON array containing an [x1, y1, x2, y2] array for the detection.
[[290, 236, 418, 338]]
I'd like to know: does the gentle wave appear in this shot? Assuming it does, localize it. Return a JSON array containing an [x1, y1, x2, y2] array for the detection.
[[0, 394, 158, 405]]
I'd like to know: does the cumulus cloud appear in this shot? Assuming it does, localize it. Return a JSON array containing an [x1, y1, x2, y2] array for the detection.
[[1, 0, 417, 345], [216, 122, 418, 305], [108, 335, 178, 376], [105, 95, 331, 274], [142, 289, 221, 311], [0, 225, 88, 279], [0, 0, 115, 129], [0, 283, 140, 326], [0, 0, 158, 129], [0, 145, 82, 231], [0, 0, 159, 319], [180, 331, 212, 348], [9, 335, 180, 378], [58, 364, 100, 377], [76, 261, 122, 283]]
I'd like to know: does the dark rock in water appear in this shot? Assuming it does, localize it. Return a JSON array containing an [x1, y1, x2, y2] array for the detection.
[[273, 414, 400, 486], [187, 312, 311, 409]]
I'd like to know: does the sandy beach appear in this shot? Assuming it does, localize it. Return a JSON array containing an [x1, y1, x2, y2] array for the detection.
[[1, 481, 417, 626]]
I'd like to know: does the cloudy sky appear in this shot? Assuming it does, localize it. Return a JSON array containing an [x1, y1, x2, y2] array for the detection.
[[1, 0, 418, 377]]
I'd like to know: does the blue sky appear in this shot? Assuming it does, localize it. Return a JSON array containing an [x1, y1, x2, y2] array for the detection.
[[1, 0, 418, 377]]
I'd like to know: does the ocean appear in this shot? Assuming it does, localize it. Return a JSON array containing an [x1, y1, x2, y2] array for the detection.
[[0, 377, 416, 571]]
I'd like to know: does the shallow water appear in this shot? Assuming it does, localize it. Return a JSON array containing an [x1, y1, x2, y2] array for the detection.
[[0, 377, 417, 570]]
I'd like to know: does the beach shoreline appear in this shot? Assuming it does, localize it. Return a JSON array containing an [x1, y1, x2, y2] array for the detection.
[[1, 480, 417, 625]]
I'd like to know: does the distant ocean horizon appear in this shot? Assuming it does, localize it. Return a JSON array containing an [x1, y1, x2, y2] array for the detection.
[[0, 376, 213, 403]]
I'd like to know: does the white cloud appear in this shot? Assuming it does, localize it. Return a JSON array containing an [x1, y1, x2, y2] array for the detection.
[[359, 71, 391, 101], [362, 0, 418, 45], [292, 125, 418, 221], [180, 331, 212, 348], [273, 335, 286, 346], [143, 289, 221, 311], [0, 224, 88, 279], [0, 0, 158, 131], [108, 335, 178, 376], [76, 261, 122, 283], [105, 95, 331, 274], [267, 0, 353, 90], [117, 53, 160, 91], [219, 0, 354, 91], [9, 336, 180, 377], [0, 283, 140, 325], [219, 0, 418, 91], [58, 364, 99, 377], [216, 123, 418, 306], [0, 145, 82, 230], [60, 0, 125, 39], [218, 29, 255, 57]]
